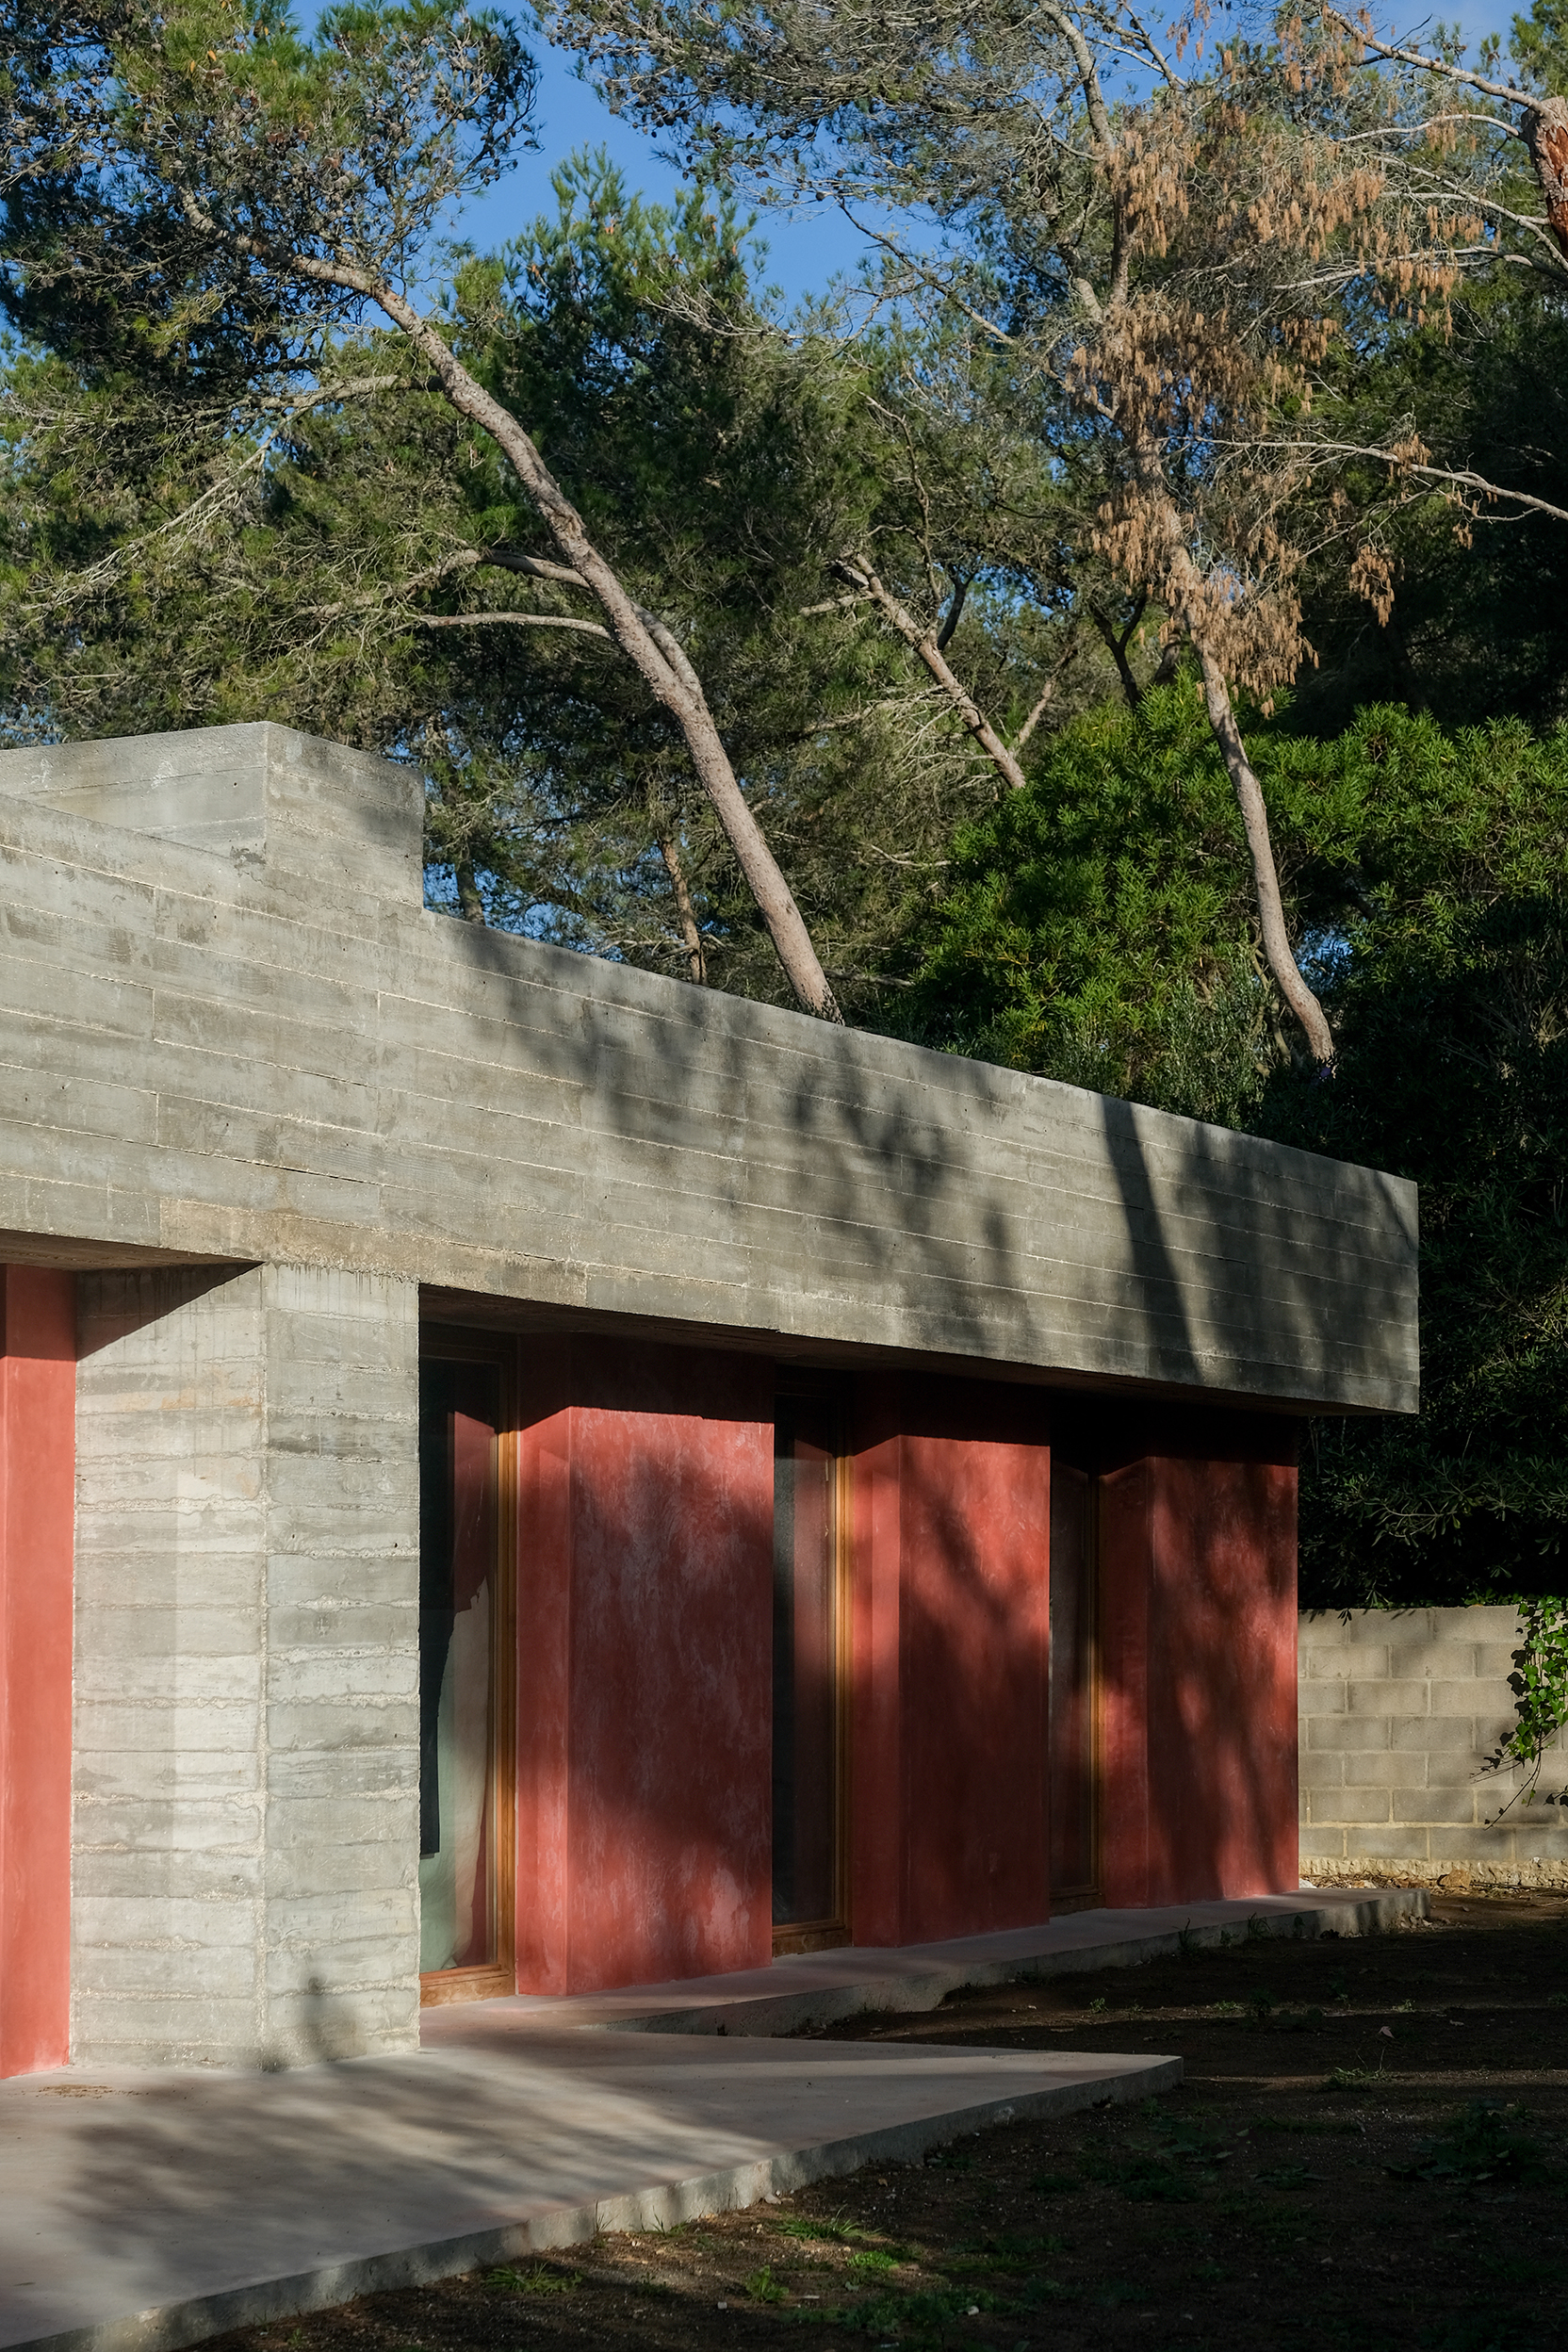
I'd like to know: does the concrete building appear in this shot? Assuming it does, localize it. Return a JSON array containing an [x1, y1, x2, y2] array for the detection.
[[0, 724, 1419, 2079]]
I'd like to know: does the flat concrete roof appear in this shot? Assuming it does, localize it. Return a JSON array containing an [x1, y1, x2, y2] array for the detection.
[[0, 724, 1417, 1413]]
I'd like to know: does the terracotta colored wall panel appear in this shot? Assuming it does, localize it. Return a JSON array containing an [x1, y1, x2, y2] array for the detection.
[[514, 1339, 774, 1995], [0, 1266, 76, 2079], [514, 1346, 572, 1995], [851, 1377, 1050, 1948], [1100, 1413, 1298, 1908], [898, 1381, 1051, 1943]]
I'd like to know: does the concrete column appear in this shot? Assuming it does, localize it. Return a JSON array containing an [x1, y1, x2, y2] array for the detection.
[[73, 1265, 419, 2067]]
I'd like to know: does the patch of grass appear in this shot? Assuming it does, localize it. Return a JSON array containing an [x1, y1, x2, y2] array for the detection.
[[776, 2213, 875, 2246], [481, 2266, 580, 2298], [743, 2266, 789, 2304], [1027, 2171, 1083, 2196], [1258, 2164, 1327, 2190], [1320, 2066, 1384, 2093], [844, 2248, 903, 2275]]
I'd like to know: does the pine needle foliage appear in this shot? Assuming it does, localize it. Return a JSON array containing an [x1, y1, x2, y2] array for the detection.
[[894, 683, 1568, 1605]]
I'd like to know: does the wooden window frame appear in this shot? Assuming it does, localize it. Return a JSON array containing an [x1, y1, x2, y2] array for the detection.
[[418, 1328, 518, 2009], [771, 1372, 853, 1958]]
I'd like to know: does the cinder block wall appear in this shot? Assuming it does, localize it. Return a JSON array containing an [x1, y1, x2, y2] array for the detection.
[[1298, 1606, 1568, 1889]]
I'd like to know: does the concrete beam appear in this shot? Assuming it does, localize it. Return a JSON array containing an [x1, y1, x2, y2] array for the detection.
[[0, 725, 1418, 1413]]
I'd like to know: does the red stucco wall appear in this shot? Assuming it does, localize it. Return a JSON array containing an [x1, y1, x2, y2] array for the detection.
[[852, 1375, 1051, 1949], [1100, 1411, 1298, 1907], [514, 1338, 774, 1994], [0, 1266, 76, 2079]]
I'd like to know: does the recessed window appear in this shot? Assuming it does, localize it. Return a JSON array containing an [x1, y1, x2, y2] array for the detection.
[[418, 1345, 514, 1996], [773, 1389, 849, 1950]]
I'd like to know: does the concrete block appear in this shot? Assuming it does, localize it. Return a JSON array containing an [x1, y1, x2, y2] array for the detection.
[[1339, 1827, 1431, 1861], [1348, 1677, 1414, 1717], [1428, 1827, 1519, 1863], [1305, 1713, 1391, 1751], [1393, 1791, 1483, 1826], [1322, 1790, 1394, 1825], [1429, 1678, 1498, 1719], [1384, 1643, 1451, 1683], [1390, 1715, 1482, 1754], [1426, 1752, 1497, 1791], [1298, 1755, 1346, 1789], [1298, 1677, 1348, 1712], [1345, 1750, 1428, 1791]]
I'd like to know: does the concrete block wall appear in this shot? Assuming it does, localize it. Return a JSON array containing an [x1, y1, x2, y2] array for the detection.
[[1299, 1606, 1568, 1889], [72, 1264, 420, 2066]]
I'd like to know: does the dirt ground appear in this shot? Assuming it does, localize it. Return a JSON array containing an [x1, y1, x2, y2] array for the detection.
[[220, 1893, 1568, 2352]]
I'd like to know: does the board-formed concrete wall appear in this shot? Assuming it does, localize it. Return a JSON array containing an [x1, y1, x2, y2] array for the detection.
[[0, 724, 1417, 1414], [1299, 1606, 1568, 1890], [72, 1265, 420, 2066]]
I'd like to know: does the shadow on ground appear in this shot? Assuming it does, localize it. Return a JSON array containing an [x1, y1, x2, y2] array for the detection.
[[192, 1891, 1568, 2352]]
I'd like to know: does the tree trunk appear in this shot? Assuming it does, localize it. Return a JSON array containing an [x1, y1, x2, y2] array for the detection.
[[1089, 594, 1148, 710], [841, 558, 1031, 793], [454, 859, 486, 924], [1197, 650, 1334, 1069], [1524, 95, 1568, 260], [657, 828, 708, 984], [361, 283, 841, 1022]]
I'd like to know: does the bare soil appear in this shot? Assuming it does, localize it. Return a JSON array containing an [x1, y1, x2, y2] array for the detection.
[[221, 1893, 1568, 2352]]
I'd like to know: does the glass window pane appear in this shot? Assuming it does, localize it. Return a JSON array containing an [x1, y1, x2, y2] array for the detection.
[[419, 1359, 500, 1972], [773, 1399, 840, 1929]]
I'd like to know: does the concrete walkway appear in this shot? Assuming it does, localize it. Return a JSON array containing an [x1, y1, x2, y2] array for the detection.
[[423, 1885, 1428, 2043], [1, 1888, 1424, 2352]]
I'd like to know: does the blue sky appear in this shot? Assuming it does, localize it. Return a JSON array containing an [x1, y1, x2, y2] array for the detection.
[[449, 43, 872, 306], [448, 5, 1532, 309]]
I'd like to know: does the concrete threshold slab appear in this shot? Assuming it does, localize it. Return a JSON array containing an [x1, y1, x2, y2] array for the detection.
[[421, 1886, 1430, 2045], [1, 1889, 1424, 2352], [0, 2036, 1173, 2352]]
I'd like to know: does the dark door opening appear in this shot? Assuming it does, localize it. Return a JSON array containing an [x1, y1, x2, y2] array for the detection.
[[418, 1342, 514, 2001], [1049, 1461, 1100, 1908], [773, 1389, 848, 1952]]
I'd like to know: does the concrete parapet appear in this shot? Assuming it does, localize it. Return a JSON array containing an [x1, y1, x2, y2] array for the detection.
[[0, 723, 1416, 1412]]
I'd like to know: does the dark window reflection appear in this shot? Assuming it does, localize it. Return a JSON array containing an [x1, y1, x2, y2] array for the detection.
[[1049, 1462, 1097, 1898], [773, 1398, 840, 1929], [419, 1357, 500, 1972]]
